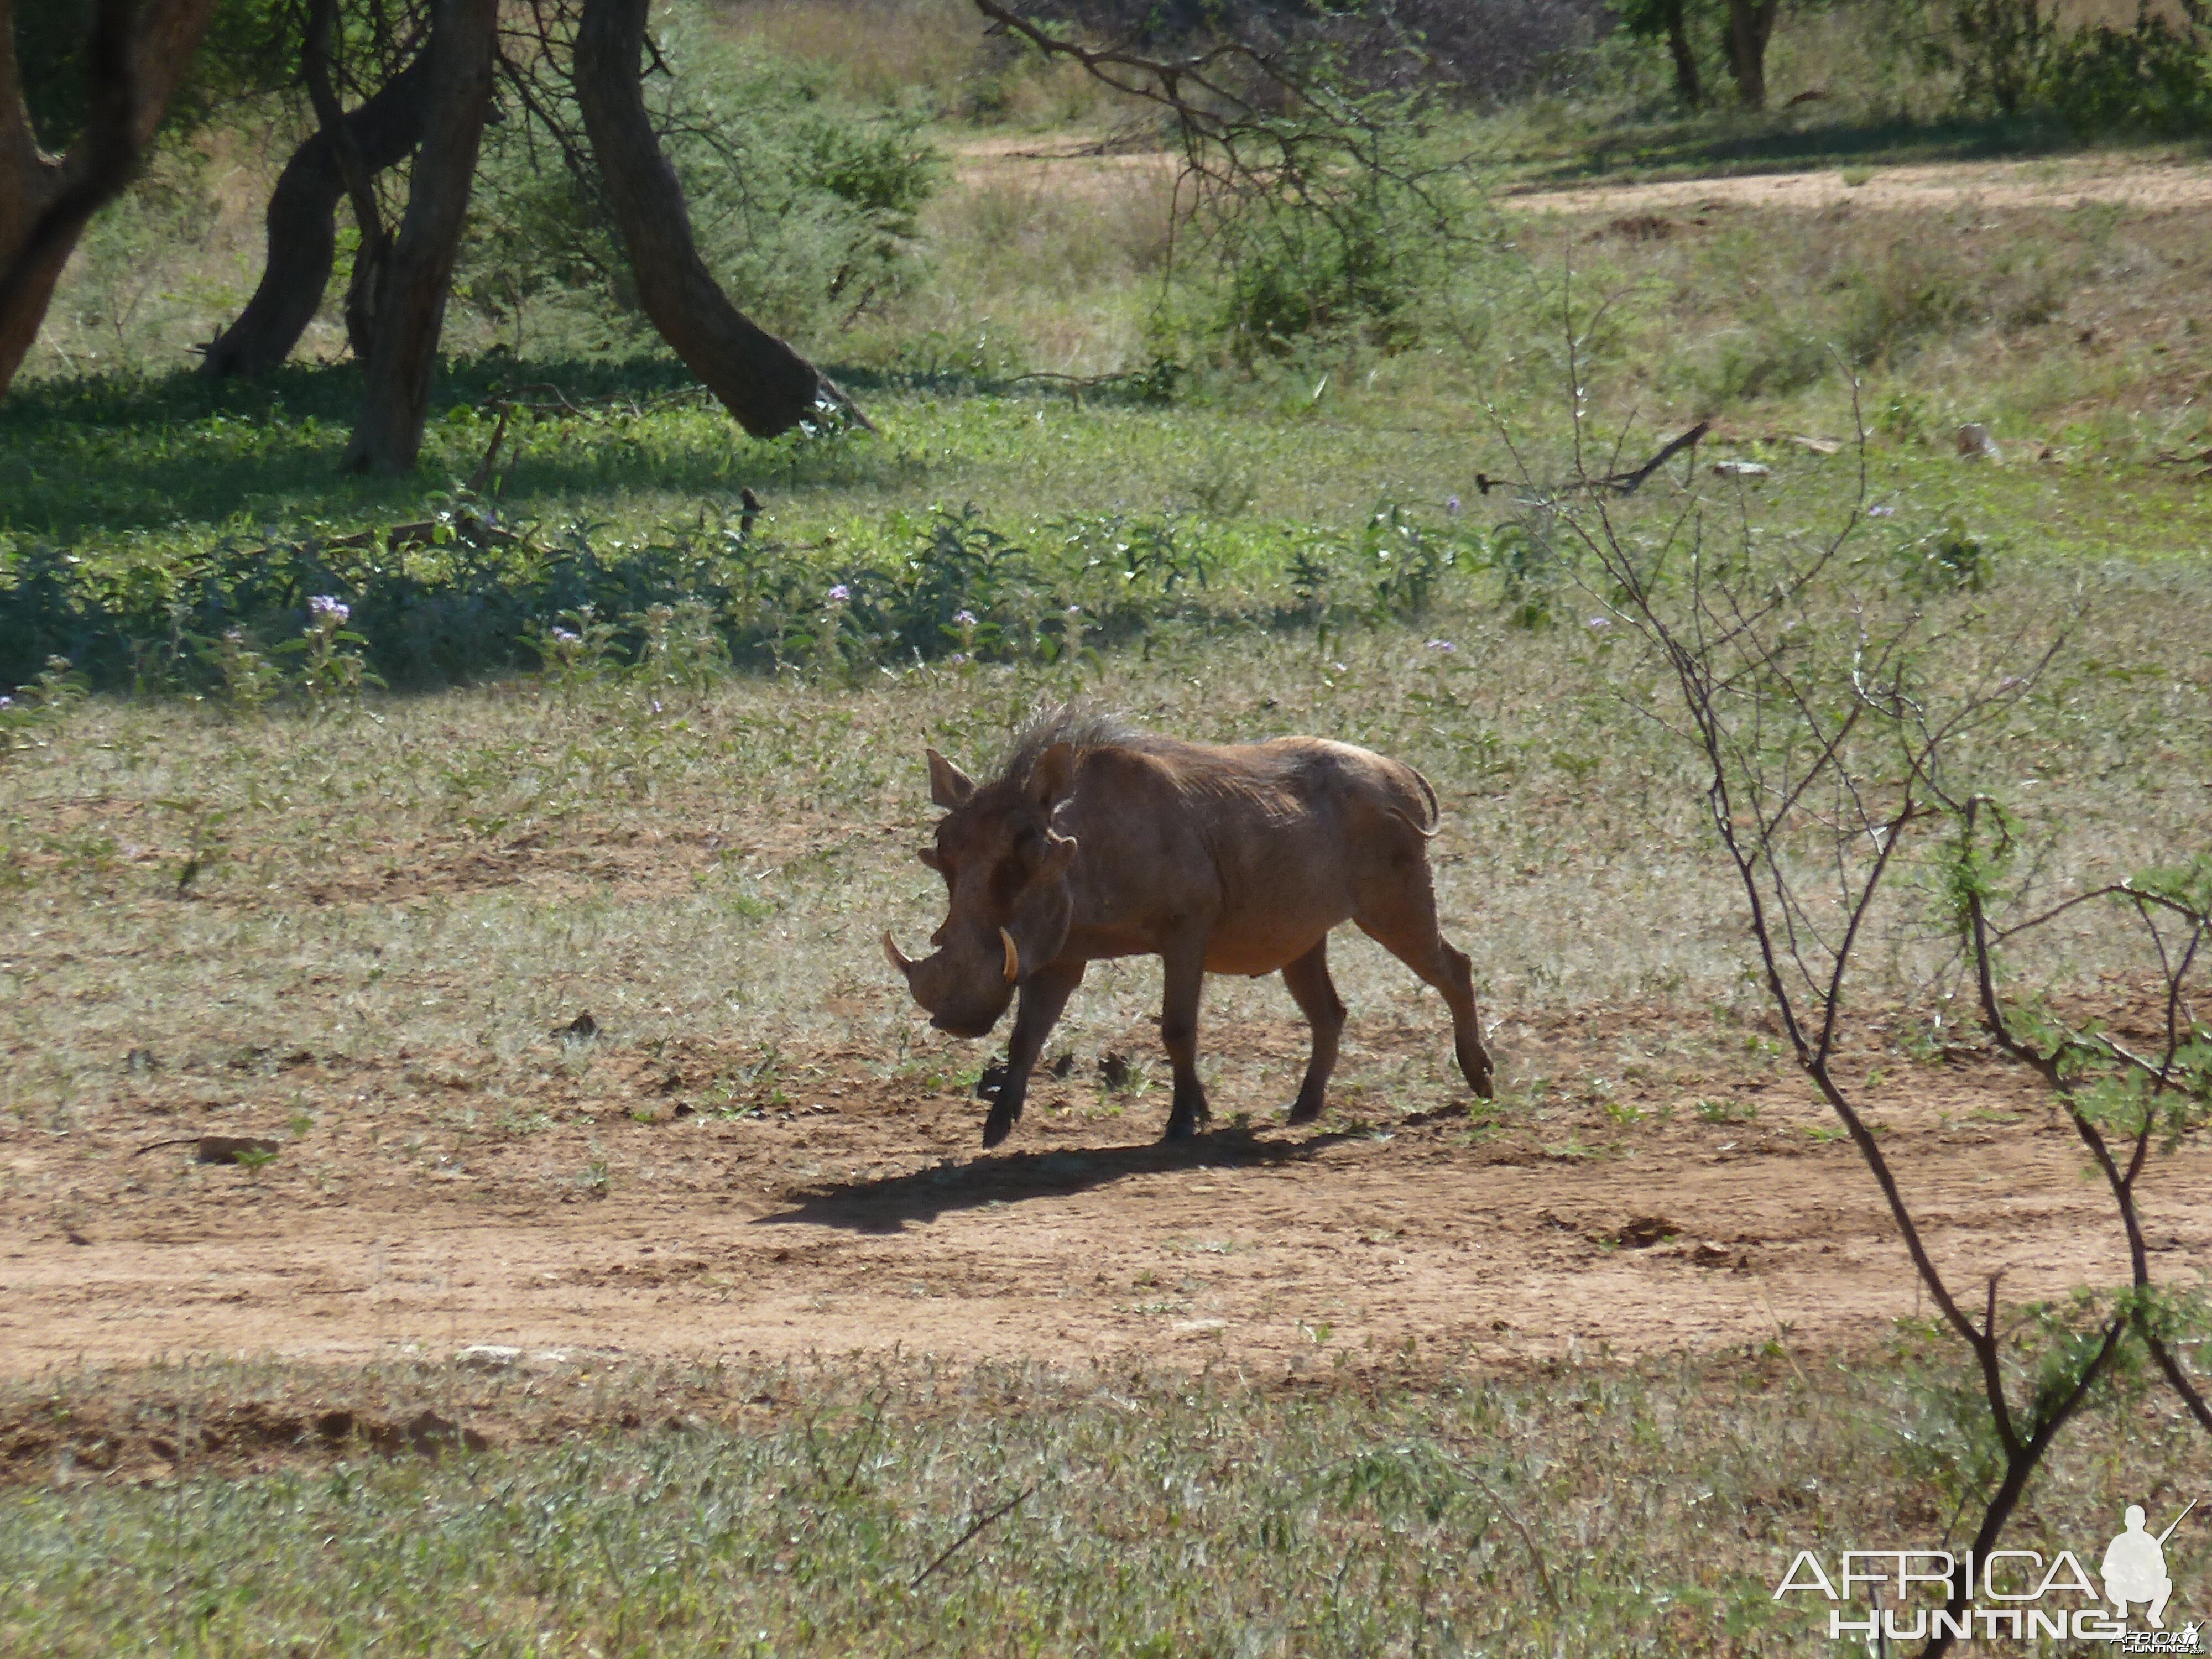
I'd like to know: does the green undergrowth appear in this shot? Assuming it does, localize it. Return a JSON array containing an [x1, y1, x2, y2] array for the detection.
[[8, 354, 2212, 696], [3, 1338, 2206, 1657]]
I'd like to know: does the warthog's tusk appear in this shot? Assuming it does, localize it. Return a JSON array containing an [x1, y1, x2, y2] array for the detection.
[[882, 930, 915, 977], [999, 927, 1020, 984]]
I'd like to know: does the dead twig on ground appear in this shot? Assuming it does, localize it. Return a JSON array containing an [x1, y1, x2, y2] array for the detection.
[[908, 1485, 1033, 1590]]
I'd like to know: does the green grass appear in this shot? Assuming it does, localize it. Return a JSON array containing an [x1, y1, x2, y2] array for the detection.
[[3, 1342, 2206, 1656]]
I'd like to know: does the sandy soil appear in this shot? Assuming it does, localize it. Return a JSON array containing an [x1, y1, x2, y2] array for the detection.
[[957, 135, 2212, 220], [6, 1009, 2203, 1385], [1499, 157, 2212, 217]]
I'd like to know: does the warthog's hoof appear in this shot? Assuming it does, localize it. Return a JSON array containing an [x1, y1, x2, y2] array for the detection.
[[1285, 1098, 1323, 1125], [1461, 1044, 1495, 1101]]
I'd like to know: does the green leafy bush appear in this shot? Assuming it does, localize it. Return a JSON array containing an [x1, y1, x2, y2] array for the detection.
[[0, 491, 1507, 695], [1928, 0, 2212, 131], [2035, 13, 2212, 135], [453, 14, 938, 355]]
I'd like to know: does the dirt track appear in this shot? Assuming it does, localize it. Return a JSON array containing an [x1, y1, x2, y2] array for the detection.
[[961, 134, 2212, 219], [1505, 156, 2212, 217], [6, 1011, 2204, 1381]]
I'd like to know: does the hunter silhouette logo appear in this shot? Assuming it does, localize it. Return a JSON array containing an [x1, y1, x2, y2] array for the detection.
[[2104, 1501, 2192, 1629]]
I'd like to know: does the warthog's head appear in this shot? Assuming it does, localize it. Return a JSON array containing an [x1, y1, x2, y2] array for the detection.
[[883, 742, 1079, 1038]]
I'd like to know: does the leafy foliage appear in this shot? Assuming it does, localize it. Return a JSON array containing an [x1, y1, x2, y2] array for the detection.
[[0, 491, 1507, 694], [454, 9, 940, 354]]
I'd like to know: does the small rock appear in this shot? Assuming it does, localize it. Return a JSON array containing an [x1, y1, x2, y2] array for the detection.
[[1711, 460, 1771, 478], [1614, 1215, 1677, 1249], [313, 1410, 356, 1443], [367, 1409, 487, 1459], [558, 1012, 598, 1041], [1606, 213, 1677, 242], [196, 1135, 279, 1166], [455, 1345, 523, 1372], [1956, 423, 2002, 461]]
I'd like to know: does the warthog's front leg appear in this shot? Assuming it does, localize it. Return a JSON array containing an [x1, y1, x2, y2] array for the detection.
[[981, 958, 1086, 1149], [1158, 935, 1213, 1140]]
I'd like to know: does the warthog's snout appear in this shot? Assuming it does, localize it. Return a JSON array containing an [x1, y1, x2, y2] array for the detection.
[[884, 926, 1020, 1036]]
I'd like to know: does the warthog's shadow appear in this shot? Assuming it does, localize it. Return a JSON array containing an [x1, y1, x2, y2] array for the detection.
[[752, 1125, 1358, 1235]]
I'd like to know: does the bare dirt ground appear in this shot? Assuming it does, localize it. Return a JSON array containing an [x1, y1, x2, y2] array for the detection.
[[1506, 155, 2212, 217], [957, 134, 2212, 218], [6, 1004, 2204, 1390]]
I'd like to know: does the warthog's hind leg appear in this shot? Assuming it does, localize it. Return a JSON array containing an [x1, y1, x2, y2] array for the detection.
[[982, 959, 1086, 1149], [1159, 937, 1213, 1140], [1354, 865, 1495, 1100], [1281, 938, 1345, 1124]]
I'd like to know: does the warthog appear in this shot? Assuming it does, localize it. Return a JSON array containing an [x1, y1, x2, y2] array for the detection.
[[883, 707, 1495, 1146]]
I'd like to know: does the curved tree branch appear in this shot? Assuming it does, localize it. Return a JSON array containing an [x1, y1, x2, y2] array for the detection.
[[0, 0, 218, 395], [200, 50, 430, 379], [572, 0, 862, 439]]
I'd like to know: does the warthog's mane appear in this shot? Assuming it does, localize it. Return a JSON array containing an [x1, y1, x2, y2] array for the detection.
[[993, 701, 1163, 787]]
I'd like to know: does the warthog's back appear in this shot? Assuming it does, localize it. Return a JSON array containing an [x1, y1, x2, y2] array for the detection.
[[1057, 734, 1439, 976]]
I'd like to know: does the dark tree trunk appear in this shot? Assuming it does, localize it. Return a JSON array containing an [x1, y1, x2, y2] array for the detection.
[[573, 0, 841, 440], [1663, 0, 1704, 107], [343, 228, 394, 359], [0, 0, 218, 397], [200, 54, 430, 380], [1725, 0, 1780, 110], [340, 0, 497, 475], [306, 0, 395, 366]]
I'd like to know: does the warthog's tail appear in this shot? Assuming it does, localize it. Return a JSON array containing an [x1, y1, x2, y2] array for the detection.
[[1384, 766, 1443, 839]]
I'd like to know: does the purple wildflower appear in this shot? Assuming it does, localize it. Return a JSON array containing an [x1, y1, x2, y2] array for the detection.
[[826, 583, 851, 604], [1425, 639, 1456, 654], [552, 627, 581, 645], [1587, 617, 1611, 630], [945, 653, 969, 666], [0, 696, 12, 709], [1446, 495, 1462, 515], [308, 595, 350, 624], [953, 609, 977, 628], [651, 698, 664, 714], [1868, 505, 1897, 518]]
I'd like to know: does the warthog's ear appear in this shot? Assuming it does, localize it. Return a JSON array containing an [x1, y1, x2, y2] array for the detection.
[[1027, 742, 1076, 810], [1039, 831, 1078, 880], [926, 748, 974, 808], [917, 846, 945, 873]]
